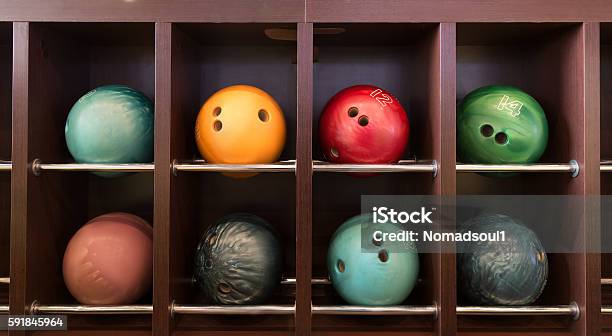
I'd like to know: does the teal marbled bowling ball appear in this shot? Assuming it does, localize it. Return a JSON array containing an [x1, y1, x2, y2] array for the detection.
[[458, 85, 548, 165], [327, 214, 419, 306], [65, 85, 153, 176], [458, 214, 548, 305]]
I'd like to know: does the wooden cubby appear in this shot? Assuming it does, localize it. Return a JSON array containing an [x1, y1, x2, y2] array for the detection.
[[455, 23, 586, 334], [16, 22, 155, 332], [0, 21, 10, 310], [311, 23, 440, 334], [0, 1, 609, 336]]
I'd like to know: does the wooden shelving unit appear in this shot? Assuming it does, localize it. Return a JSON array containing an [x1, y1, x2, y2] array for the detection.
[[0, 0, 610, 335]]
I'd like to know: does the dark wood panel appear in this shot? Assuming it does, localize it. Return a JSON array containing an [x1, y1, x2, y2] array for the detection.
[[0, 0, 304, 22], [296, 22, 313, 336], [583, 22, 601, 336], [10, 21, 29, 319], [154, 22, 172, 336], [437, 22, 457, 336], [307, 0, 612, 22]]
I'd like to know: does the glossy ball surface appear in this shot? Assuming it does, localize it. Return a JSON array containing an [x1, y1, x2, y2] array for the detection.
[[194, 213, 282, 305], [458, 214, 548, 305], [457, 85, 548, 164], [65, 85, 154, 168], [195, 85, 286, 165], [327, 214, 419, 306], [63, 212, 153, 305], [319, 85, 409, 164]]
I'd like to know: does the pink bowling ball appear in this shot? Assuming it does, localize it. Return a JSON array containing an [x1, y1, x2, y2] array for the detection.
[[63, 212, 153, 305]]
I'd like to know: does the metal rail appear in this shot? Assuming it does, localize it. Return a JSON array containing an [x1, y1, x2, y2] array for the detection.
[[171, 303, 295, 315], [32, 159, 154, 175], [172, 160, 296, 174], [457, 303, 580, 320], [602, 306, 612, 315], [0, 278, 8, 284], [456, 160, 579, 177], [0, 162, 10, 171], [31, 303, 153, 315], [313, 160, 437, 176], [602, 278, 612, 285], [601, 161, 612, 172], [312, 305, 438, 316], [281, 277, 330, 285], [0, 305, 7, 314]]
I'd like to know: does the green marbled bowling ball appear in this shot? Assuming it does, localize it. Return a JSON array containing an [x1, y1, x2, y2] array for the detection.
[[194, 213, 282, 305], [458, 214, 548, 306], [65, 85, 154, 177], [327, 214, 419, 306], [458, 85, 548, 165]]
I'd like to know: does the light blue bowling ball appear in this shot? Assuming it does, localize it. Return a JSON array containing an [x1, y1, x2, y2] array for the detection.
[[327, 214, 419, 306], [65, 85, 153, 177]]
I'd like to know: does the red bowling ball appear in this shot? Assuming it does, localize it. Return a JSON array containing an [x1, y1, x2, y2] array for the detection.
[[319, 85, 409, 164]]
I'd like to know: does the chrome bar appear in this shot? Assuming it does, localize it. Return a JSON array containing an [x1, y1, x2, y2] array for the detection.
[[457, 303, 580, 320], [172, 160, 296, 174], [0, 305, 7, 314], [281, 277, 331, 285], [32, 159, 154, 175], [313, 160, 437, 176], [601, 161, 612, 172], [31, 303, 152, 315], [172, 304, 295, 315], [312, 305, 438, 316], [457, 160, 579, 177], [0, 278, 9, 284], [602, 278, 612, 285], [0, 162, 10, 171], [603, 306, 612, 315]]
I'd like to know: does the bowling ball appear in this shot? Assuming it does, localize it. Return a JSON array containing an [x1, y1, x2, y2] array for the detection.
[[327, 214, 419, 306], [194, 213, 282, 305], [63, 212, 153, 305], [458, 85, 548, 165], [319, 85, 409, 164], [458, 214, 548, 305], [65, 85, 154, 177], [195, 85, 286, 177]]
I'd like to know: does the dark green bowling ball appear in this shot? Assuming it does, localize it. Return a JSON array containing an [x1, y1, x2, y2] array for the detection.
[[458, 85, 548, 164], [458, 214, 548, 306], [193, 213, 282, 305]]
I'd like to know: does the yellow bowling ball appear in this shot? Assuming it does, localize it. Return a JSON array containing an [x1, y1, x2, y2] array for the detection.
[[195, 85, 287, 175]]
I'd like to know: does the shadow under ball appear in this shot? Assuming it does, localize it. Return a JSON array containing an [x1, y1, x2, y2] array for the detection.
[[457, 85, 548, 165], [195, 85, 287, 178], [194, 213, 283, 305], [63, 212, 153, 305], [457, 214, 548, 305], [65, 85, 154, 177], [319, 85, 410, 165], [327, 214, 419, 306]]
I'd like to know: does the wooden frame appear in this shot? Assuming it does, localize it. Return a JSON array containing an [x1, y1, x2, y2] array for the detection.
[[0, 1, 608, 335]]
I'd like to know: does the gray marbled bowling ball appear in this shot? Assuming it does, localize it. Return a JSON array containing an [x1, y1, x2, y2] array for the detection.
[[458, 214, 548, 305], [194, 213, 282, 305]]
